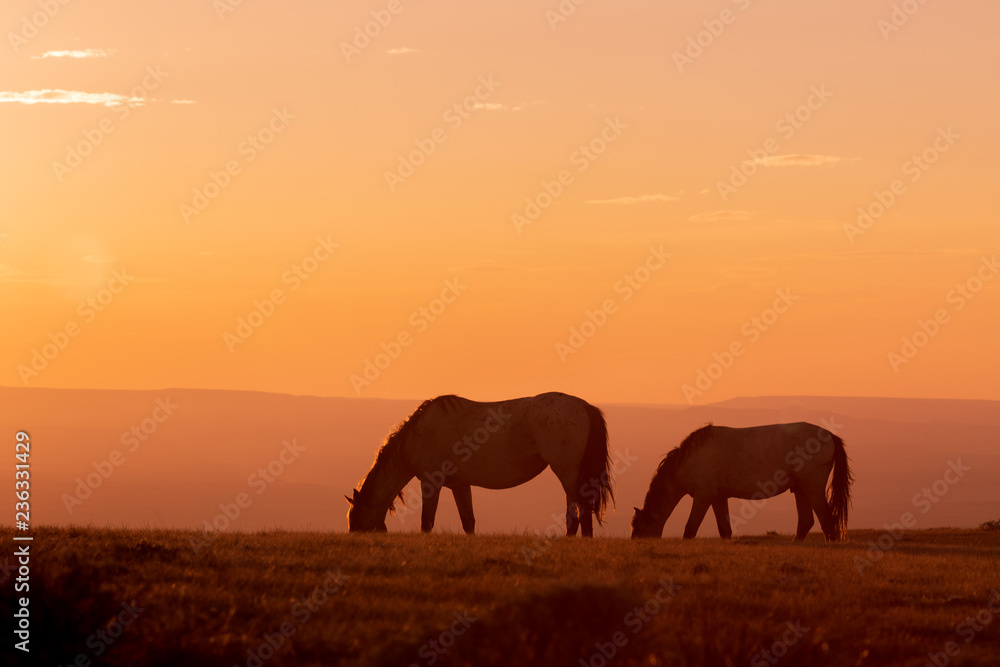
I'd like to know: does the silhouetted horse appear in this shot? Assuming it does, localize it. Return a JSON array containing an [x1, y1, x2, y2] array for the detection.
[[347, 393, 614, 536], [631, 422, 852, 541]]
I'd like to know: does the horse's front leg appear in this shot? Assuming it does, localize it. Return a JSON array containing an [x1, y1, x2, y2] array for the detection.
[[579, 500, 594, 538], [712, 498, 732, 539], [683, 497, 711, 539], [452, 484, 476, 534], [420, 479, 441, 533]]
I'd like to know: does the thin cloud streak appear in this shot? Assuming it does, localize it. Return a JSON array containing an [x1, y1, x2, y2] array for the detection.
[[586, 193, 679, 205], [754, 154, 860, 167], [30, 49, 116, 59], [0, 89, 195, 106], [446, 260, 589, 274], [689, 210, 753, 223], [472, 101, 542, 112]]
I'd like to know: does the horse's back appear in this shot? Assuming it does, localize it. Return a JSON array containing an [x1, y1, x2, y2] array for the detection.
[[405, 393, 591, 489], [419, 392, 590, 438], [684, 422, 836, 498], [522, 391, 592, 453]]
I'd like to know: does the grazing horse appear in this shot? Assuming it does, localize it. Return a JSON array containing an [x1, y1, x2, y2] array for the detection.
[[346, 393, 614, 536], [631, 422, 853, 541]]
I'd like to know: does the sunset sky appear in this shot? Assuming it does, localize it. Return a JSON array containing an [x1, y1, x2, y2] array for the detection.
[[2, 0, 998, 404]]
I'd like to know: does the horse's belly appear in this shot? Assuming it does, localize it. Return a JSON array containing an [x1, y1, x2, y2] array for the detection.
[[451, 454, 549, 490], [728, 483, 792, 500], [718, 465, 794, 499]]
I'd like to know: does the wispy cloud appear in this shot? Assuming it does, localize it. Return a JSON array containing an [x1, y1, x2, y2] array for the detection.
[[30, 49, 116, 59], [0, 264, 24, 279], [0, 89, 195, 106], [0, 267, 163, 285], [446, 260, 588, 274], [386, 47, 420, 55], [754, 154, 859, 167], [471, 100, 543, 112], [586, 193, 680, 205], [689, 210, 753, 223], [0, 89, 141, 106], [750, 248, 990, 263], [711, 248, 990, 288]]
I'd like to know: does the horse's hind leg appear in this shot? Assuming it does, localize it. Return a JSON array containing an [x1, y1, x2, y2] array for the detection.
[[452, 484, 476, 535], [420, 479, 441, 533], [683, 497, 711, 539], [565, 499, 580, 537], [712, 499, 732, 539], [792, 488, 815, 540], [804, 483, 836, 541], [547, 463, 586, 536]]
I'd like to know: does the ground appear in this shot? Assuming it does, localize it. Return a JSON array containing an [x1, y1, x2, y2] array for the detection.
[[3, 527, 999, 666]]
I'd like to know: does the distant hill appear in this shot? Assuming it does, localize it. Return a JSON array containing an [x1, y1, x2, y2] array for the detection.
[[2, 387, 997, 537]]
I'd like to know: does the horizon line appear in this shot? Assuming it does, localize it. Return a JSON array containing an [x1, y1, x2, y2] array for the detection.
[[1, 385, 998, 406]]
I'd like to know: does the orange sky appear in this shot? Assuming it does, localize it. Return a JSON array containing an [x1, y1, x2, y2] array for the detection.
[[1, 0, 998, 404]]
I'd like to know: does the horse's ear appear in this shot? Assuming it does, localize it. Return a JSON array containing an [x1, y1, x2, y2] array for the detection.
[[353, 488, 360, 500], [344, 495, 354, 506], [633, 506, 641, 514]]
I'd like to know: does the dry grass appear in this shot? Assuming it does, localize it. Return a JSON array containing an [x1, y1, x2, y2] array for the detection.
[[3, 527, 999, 666]]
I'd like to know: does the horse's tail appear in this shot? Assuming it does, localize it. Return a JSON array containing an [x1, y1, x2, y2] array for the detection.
[[828, 434, 854, 540], [579, 403, 614, 524]]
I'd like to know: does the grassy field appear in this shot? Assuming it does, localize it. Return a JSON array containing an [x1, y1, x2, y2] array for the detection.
[[3, 527, 1000, 667]]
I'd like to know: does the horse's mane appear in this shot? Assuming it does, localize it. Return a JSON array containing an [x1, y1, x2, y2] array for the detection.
[[358, 395, 460, 512], [644, 423, 714, 506]]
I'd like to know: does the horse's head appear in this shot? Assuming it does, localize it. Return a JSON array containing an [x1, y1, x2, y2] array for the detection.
[[345, 489, 388, 533], [630, 506, 661, 538]]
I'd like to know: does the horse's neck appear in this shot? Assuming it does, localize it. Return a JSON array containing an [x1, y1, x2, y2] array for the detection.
[[361, 452, 413, 509], [645, 470, 683, 522]]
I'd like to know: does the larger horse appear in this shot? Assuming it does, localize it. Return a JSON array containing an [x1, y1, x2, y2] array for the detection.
[[346, 393, 614, 536], [631, 422, 853, 541]]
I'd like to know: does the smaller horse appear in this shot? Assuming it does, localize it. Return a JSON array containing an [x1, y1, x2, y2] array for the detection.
[[631, 422, 853, 541], [347, 393, 614, 536]]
